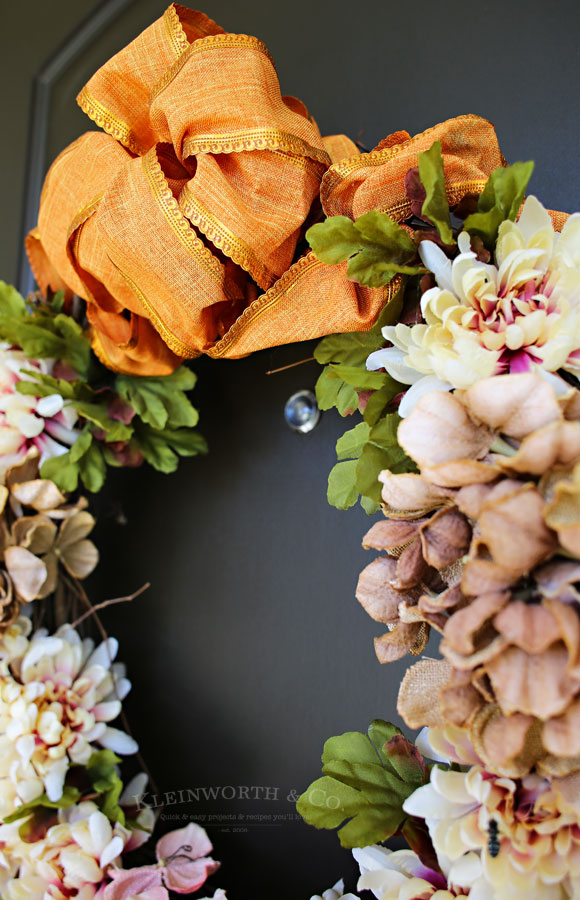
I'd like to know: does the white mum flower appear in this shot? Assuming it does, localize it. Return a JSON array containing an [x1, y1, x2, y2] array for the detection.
[[0, 619, 136, 817], [367, 197, 580, 414], [0, 347, 78, 480]]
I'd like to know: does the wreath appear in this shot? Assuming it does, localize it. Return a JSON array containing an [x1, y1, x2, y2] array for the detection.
[[2, 5, 580, 900]]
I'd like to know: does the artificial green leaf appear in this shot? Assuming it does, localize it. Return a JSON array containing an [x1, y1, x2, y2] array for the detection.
[[135, 424, 208, 473], [73, 402, 133, 442], [297, 720, 428, 849], [314, 331, 384, 367], [51, 291, 65, 313], [418, 141, 454, 245], [52, 315, 92, 377], [331, 365, 390, 391], [360, 495, 379, 515], [335, 422, 371, 461], [371, 284, 406, 332], [463, 160, 535, 248], [116, 366, 198, 430], [40, 429, 93, 492], [3, 786, 81, 824], [327, 460, 359, 509], [306, 216, 362, 264], [336, 382, 358, 416], [86, 750, 122, 793], [363, 382, 403, 426], [308, 212, 423, 288], [0, 281, 26, 317], [15, 371, 90, 401], [79, 441, 107, 493], [356, 414, 415, 506]]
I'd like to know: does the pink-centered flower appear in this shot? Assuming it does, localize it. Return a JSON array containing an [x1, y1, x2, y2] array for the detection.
[[368, 197, 580, 414], [103, 823, 219, 900], [0, 619, 136, 817], [0, 347, 78, 479]]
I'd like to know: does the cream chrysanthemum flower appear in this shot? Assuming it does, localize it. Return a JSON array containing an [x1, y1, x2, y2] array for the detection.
[[0, 619, 137, 817], [0, 800, 136, 900], [352, 844, 480, 900], [404, 736, 580, 900], [0, 347, 78, 480], [367, 197, 580, 414]]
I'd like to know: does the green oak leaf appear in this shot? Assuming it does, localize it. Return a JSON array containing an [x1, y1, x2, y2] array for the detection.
[[307, 211, 424, 288], [134, 423, 208, 473], [297, 720, 429, 849], [418, 141, 455, 245], [463, 160, 535, 248], [116, 366, 198, 430]]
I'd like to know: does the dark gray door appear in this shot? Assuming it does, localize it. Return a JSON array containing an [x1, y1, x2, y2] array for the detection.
[[5, 1, 580, 896]]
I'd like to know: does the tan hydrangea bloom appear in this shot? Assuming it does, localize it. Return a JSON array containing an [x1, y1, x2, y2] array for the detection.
[[365, 373, 580, 776]]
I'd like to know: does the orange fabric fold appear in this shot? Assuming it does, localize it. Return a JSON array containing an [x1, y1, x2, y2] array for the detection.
[[26, 6, 527, 375]]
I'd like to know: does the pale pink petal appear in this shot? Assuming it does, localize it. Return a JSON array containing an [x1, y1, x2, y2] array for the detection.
[[156, 823, 213, 865], [103, 867, 162, 900]]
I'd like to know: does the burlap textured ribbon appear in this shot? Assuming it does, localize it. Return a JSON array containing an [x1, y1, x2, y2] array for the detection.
[[27, 5, 508, 375]]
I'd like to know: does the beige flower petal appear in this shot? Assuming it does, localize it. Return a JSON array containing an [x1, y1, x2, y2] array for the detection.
[[455, 483, 495, 518], [419, 582, 464, 613], [419, 507, 471, 569], [399, 599, 446, 632], [356, 557, 408, 623], [374, 622, 428, 663], [443, 634, 509, 670], [393, 539, 431, 590], [544, 698, 580, 757], [462, 555, 519, 595], [0, 485, 8, 516], [362, 519, 420, 553], [498, 421, 580, 475], [442, 592, 508, 656], [397, 658, 452, 728], [4, 546, 47, 602], [439, 668, 484, 725], [398, 390, 493, 468], [462, 373, 562, 439], [478, 484, 557, 573], [10, 479, 66, 511], [552, 771, 580, 817], [486, 645, 580, 718], [57, 511, 96, 551], [4, 450, 40, 487], [60, 540, 99, 580], [560, 386, 580, 421], [37, 551, 59, 599], [544, 598, 580, 671], [421, 459, 499, 488], [11, 515, 57, 556], [492, 601, 562, 654], [535, 559, 580, 600], [379, 471, 453, 515], [470, 703, 538, 774]]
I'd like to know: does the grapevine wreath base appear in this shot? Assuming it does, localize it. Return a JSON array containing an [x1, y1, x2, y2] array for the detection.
[[2, 4, 580, 899]]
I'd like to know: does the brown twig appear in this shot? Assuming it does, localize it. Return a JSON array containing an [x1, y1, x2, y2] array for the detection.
[[265, 356, 315, 375], [69, 583, 150, 629], [63, 575, 161, 800]]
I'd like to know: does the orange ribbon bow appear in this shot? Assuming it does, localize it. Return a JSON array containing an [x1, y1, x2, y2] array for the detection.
[[27, 5, 514, 375]]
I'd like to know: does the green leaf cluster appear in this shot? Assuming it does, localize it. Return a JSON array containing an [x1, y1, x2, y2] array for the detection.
[[0, 284, 92, 378], [31, 365, 207, 491], [313, 290, 413, 512], [307, 211, 425, 288], [328, 413, 415, 514], [463, 160, 535, 248], [296, 720, 430, 848]]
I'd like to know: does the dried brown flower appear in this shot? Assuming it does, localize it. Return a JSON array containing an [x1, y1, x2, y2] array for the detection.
[[368, 373, 580, 776], [0, 451, 98, 620]]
